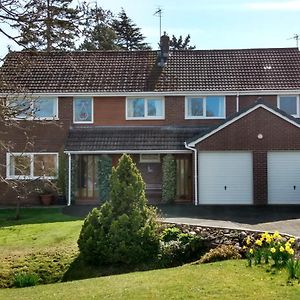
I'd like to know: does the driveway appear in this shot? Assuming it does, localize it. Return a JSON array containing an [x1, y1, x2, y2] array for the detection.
[[63, 204, 300, 237]]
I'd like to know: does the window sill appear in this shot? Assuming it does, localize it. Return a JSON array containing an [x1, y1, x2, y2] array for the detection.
[[126, 117, 165, 120], [185, 116, 226, 120]]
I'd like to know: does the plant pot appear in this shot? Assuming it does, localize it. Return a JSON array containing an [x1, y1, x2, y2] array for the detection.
[[40, 194, 53, 206]]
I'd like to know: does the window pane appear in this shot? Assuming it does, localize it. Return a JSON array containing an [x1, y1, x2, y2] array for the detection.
[[188, 98, 203, 116], [10, 155, 31, 176], [34, 98, 56, 118], [33, 154, 57, 177], [9, 99, 31, 119], [147, 99, 163, 117], [279, 96, 297, 115], [74, 98, 92, 122], [206, 96, 224, 117], [127, 98, 145, 117]]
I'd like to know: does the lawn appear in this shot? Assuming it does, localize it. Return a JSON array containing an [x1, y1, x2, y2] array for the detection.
[[0, 260, 300, 300], [0, 207, 299, 299]]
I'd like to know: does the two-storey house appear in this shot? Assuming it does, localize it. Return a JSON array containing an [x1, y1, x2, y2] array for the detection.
[[1, 34, 300, 206]]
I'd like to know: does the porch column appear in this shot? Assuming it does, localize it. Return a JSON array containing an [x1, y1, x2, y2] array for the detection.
[[67, 153, 72, 206]]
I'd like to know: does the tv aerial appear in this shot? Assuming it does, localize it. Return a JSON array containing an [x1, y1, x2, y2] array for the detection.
[[287, 34, 299, 48]]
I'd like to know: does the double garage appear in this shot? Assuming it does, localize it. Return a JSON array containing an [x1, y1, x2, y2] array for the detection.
[[198, 151, 300, 205]]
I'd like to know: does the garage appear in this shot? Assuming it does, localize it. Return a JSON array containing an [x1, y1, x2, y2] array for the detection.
[[198, 152, 253, 204], [268, 152, 300, 204]]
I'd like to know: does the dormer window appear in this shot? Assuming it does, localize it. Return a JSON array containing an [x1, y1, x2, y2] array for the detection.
[[185, 96, 225, 119], [278, 95, 299, 117]]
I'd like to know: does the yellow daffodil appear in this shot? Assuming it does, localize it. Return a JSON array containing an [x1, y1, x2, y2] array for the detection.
[[249, 249, 254, 254], [255, 240, 262, 246], [273, 231, 282, 240], [289, 248, 295, 255], [243, 245, 247, 249], [288, 238, 295, 244], [285, 242, 291, 250], [279, 246, 285, 252], [246, 237, 251, 245], [266, 236, 272, 243], [270, 247, 276, 253]]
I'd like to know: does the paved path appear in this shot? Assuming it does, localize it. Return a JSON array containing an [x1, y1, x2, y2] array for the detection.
[[63, 204, 300, 237]]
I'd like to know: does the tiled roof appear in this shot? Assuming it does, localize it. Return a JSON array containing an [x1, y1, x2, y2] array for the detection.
[[65, 126, 210, 151], [0, 48, 300, 93]]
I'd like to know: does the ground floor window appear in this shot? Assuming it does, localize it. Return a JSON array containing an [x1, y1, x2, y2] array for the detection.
[[7, 153, 58, 179]]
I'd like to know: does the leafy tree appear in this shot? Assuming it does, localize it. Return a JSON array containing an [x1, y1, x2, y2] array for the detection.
[[78, 154, 159, 265], [79, 4, 118, 50], [112, 8, 150, 51], [12, 0, 82, 51], [170, 34, 196, 50]]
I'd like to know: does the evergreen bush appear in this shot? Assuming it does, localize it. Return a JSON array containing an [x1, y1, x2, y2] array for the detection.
[[78, 154, 160, 265], [162, 154, 177, 203], [97, 155, 112, 202]]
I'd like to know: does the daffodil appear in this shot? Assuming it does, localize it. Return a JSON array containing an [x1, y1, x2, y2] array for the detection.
[[273, 231, 282, 240], [266, 236, 272, 243], [288, 238, 295, 244], [288, 248, 294, 255], [270, 247, 276, 253], [246, 237, 251, 245], [255, 240, 262, 246], [249, 249, 254, 254], [243, 245, 247, 249], [285, 242, 291, 250], [280, 246, 285, 252]]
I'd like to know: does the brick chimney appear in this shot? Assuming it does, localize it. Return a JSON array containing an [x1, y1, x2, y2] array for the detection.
[[158, 32, 169, 67]]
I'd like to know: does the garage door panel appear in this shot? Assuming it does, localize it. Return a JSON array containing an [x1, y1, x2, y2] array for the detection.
[[199, 152, 253, 204], [268, 152, 300, 204]]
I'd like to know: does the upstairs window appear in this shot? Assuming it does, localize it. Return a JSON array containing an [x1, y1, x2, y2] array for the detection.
[[7, 153, 58, 179], [74, 97, 93, 123], [185, 96, 225, 119], [278, 96, 299, 117], [8, 97, 58, 120], [126, 97, 164, 119]]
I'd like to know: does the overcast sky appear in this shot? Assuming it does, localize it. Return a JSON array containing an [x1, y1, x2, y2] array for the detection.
[[0, 0, 299, 57]]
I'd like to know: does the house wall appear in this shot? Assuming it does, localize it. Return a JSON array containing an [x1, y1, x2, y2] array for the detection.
[[195, 107, 300, 204]]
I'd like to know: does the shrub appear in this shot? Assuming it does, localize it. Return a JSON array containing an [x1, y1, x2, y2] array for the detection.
[[199, 245, 241, 264], [159, 227, 206, 266], [78, 154, 160, 266], [97, 155, 112, 202], [13, 272, 39, 288], [162, 154, 176, 203]]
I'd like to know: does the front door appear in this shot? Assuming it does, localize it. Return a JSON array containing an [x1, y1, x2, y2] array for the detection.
[[176, 157, 192, 202]]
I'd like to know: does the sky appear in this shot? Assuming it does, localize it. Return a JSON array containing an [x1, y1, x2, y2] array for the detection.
[[0, 0, 299, 57]]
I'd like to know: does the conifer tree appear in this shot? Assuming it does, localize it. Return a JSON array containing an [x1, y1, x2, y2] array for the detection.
[[14, 0, 82, 51], [79, 4, 118, 50], [78, 154, 159, 265], [112, 8, 150, 51], [170, 34, 196, 50]]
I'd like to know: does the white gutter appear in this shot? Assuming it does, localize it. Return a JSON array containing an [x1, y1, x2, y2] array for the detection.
[[184, 142, 198, 206], [64, 150, 191, 155], [2, 90, 300, 97], [67, 153, 71, 206]]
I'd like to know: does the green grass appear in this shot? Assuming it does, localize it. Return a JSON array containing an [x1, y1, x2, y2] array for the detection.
[[0, 260, 300, 300], [0, 208, 83, 287]]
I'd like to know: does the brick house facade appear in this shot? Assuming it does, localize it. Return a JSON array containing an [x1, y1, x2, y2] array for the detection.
[[0, 35, 300, 206]]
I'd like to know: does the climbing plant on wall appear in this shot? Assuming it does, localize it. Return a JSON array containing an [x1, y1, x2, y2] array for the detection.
[[162, 154, 177, 203], [97, 155, 112, 202]]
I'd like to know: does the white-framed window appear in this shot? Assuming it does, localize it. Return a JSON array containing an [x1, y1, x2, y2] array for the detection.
[[185, 96, 225, 119], [126, 97, 165, 120], [73, 97, 93, 123], [6, 153, 58, 180], [140, 154, 161, 163], [8, 97, 58, 120], [277, 95, 299, 117]]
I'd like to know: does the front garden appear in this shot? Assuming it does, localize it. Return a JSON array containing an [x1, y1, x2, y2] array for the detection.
[[0, 154, 300, 298]]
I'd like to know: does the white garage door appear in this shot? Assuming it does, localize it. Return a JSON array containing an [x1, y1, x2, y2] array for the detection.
[[268, 152, 300, 204], [198, 152, 253, 204]]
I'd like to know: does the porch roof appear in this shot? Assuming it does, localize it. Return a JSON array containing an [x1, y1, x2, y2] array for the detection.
[[65, 126, 210, 152]]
